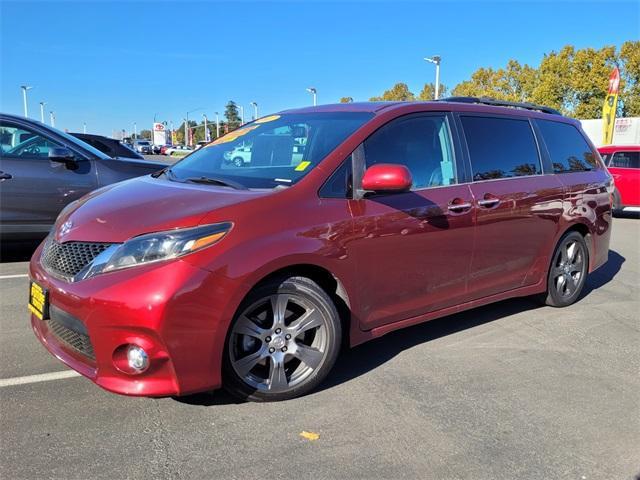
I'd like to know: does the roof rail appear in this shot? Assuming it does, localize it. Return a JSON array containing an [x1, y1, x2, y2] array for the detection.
[[438, 96, 561, 115]]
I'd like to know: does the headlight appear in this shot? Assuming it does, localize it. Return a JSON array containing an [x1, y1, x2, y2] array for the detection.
[[78, 223, 232, 279]]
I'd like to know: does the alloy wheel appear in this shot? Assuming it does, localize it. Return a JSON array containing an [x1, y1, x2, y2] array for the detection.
[[551, 239, 586, 298], [228, 293, 329, 393]]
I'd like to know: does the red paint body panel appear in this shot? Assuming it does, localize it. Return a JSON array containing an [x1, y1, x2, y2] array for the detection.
[[29, 102, 613, 397], [599, 145, 640, 207]]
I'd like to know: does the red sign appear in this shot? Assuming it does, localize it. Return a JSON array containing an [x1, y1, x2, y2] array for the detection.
[[608, 67, 620, 95]]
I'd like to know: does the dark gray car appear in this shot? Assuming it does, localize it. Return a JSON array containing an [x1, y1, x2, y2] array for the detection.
[[0, 113, 166, 241]]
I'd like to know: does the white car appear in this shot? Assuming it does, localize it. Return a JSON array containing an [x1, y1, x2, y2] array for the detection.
[[165, 145, 193, 156]]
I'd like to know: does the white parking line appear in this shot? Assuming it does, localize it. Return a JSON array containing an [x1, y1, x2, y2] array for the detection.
[[0, 370, 81, 388], [0, 274, 29, 279]]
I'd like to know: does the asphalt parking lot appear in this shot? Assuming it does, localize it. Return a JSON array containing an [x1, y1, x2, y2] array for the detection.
[[1, 218, 638, 480]]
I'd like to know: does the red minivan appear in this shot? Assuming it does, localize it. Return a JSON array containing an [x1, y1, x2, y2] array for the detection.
[[29, 98, 613, 401], [598, 144, 640, 214]]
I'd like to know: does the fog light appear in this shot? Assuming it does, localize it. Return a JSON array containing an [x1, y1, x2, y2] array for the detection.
[[127, 345, 149, 372]]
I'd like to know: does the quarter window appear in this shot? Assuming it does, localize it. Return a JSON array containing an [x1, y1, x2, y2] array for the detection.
[[610, 151, 639, 169], [537, 120, 598, 173], [461, 116, 541, 181], [363, 115, 456, 189]]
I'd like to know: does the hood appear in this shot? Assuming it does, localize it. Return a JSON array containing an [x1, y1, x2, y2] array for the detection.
[[55, 175, 270, 243]]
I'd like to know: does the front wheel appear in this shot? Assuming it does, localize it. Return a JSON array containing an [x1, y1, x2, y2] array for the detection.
[[223, 276, 342, 402], [232, 157, 244, 167], [541, 231, 589, 307]]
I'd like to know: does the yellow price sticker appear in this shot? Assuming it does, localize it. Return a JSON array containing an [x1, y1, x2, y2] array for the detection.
[[295, 161, 311, 171]]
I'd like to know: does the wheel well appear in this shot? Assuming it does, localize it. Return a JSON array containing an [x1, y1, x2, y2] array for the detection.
[[251, 264, 352, 343], [563, 223, 593, 267]]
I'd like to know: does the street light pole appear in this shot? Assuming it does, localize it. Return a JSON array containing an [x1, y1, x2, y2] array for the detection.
[[39, 102, 46, 123], [306, 87, 317, 106], [215, 112, 220, 138], [185, 108, 204, 146], [49, 111, 55, 127], [250, 102, 258, 120], [424, 55, 442, 99], [20, 85, 33, 117], [83, 122, 87, 134], [133, 122, 137, 139], [239, 105, 244, 125], [203, 114, 209, 142]]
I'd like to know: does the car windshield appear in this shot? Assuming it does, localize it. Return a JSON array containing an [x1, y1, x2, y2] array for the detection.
[[168, 112, 372, 189]]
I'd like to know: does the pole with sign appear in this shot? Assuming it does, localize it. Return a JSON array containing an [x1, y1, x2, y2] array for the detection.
[[602, 67, 620, 145]]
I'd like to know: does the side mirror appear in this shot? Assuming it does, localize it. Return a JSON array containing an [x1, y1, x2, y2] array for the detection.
[[362, 163, 412, 193], [49, 147, 78, 168]]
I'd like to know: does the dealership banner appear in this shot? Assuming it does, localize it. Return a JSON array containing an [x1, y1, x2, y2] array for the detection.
[[602, 67, 620, 145], [153, 122, 167, 145]]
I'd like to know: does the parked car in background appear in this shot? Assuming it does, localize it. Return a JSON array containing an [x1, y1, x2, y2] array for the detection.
[[132, 139, 152, 154], [0, 113, 166, 240], [223, 142, 252, 166], [28, 99, 612, 402], [70, 133, 144, 160], [598, 145, 639, 214], [160, 145, 172, 155], [152, 144, 163, 155], [165, 145, 193, 156]]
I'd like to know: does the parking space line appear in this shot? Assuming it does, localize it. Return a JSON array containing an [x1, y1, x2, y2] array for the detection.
[[0, 274, 29, 279], [0, 370, 81, 388]]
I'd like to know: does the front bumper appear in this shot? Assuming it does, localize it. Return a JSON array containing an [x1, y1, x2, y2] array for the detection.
[[29, 241, 242, 397]]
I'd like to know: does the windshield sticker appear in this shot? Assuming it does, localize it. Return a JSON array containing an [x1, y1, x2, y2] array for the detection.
[[209, 125, 261, 146], [274, 178, 292, 183], [294, 161, 311, 171], [255, 115, 281, 124]]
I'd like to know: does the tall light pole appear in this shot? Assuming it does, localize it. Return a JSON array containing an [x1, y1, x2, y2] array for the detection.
[[49, 111, 55, 127], [424, 55, 442, 100], [203, 113, 209, 142], [83, 122, 87, 134], [133, 122, 137, 139], [306, 87, 317, 106], [215, 112, 220, 138], [39, 102, 46, 123], [250, 102, 258, 120], [20, 85, 33, 117], [239, 105, 244, 125], [185, 108, 203, 146]]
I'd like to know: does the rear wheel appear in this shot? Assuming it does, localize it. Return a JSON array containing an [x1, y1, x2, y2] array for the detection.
[[233, 157, 244, 167], [223, 276, 341, 402], [542, 231, 589, 307], [612, 189, 622, 216]]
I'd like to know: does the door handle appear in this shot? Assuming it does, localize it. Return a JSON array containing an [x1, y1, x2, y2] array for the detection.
[[0, 172, 12, 180], [478, 198, 500, 208], [447, 201, 472, 212]]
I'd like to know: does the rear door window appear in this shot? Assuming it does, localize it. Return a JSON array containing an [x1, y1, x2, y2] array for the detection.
[[461, 116, 541, 180], [610, 151, 640, 169], [537, 120, 598, 173]]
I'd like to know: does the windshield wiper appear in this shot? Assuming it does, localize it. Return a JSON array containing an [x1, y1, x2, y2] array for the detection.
[[151, 167, 175, 179], [182, 176, 248, 190]]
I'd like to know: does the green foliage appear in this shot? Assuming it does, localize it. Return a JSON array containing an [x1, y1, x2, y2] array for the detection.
[[339, 97, 354, 103], [224, 101, 241, 131], [370, 83, 415, 101], [451, 43, 637, 118], [417, 82, 448, 100], [139, 129, 152, 140]]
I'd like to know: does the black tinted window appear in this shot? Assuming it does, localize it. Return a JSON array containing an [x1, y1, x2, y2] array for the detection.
[[610, 151, 640, 169], [461, 116, 541, 181], [364, 115, 455, 189], [537, 120, 598, 173]]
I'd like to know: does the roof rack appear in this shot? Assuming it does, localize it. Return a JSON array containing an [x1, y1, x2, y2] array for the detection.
[[438, 96, 561, 115]]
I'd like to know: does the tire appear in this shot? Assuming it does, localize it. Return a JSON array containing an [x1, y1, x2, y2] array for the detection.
[[223, 276, 342, 402], [541, 231, 589, 307], [612, 189, 622, 217], [232, 157, 244, 167]]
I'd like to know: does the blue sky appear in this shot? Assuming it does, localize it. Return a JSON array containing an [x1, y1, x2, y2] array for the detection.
[[1, 0, 638, 136]]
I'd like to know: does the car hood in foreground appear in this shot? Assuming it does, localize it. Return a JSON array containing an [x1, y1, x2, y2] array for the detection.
[[54, 175, 271, 243]]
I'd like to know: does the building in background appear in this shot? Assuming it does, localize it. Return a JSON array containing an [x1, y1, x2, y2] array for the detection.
[[580, 117, 640, 147]]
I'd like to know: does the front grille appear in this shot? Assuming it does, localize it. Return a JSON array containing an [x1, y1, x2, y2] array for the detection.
[[42, 239, 113, 280], [48, 318, 96, 360]]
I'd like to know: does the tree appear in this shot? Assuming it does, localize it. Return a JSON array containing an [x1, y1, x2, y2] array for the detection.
[[452, 61, 536, 103], [139, 129, 152, 140], [224, 101, 241, 131], [339, 97, 354, 103], [417, 82, 448, 100], [370, 83, 415, 101], [619, 40, 640, 116]]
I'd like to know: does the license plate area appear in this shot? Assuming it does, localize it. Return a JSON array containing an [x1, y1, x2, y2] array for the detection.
[[29, 281, 50, 320]]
